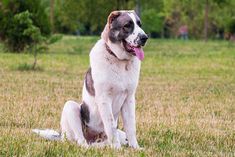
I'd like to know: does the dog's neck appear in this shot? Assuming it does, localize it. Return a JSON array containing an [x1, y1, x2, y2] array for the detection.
[[106, 40, 132, 61], [105, 43, 118, 58]]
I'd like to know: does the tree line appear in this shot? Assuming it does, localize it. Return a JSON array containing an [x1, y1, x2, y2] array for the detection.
[[0, 0, 235, 52], [48, 0, 235, 40]]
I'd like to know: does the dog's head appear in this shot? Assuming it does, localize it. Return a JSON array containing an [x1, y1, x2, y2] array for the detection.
[[102, 10, 148, 61]]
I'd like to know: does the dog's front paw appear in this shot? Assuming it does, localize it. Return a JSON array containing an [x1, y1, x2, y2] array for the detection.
[[111, 141, 121, 149], [129, 141, 141, 149], [77, 139, 89, 148], [134, 145, 144, 150], [108, 133, 122, 149]]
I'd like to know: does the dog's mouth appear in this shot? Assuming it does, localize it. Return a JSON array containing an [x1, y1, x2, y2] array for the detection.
[[122, 40, 144, 61]]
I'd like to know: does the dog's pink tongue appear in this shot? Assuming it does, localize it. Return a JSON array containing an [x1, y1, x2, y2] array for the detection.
[[133, 47, 144, 61]]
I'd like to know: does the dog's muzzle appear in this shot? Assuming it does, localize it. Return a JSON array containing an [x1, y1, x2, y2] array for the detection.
[[138, 34, 148, 46]]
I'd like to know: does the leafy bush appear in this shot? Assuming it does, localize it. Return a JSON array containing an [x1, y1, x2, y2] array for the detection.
[[227, 19, 235, 34], [141, 9, 164, 37], [7, 11, 40, 51], [0, 0, 51, 52], [0, 6, 61, 70]]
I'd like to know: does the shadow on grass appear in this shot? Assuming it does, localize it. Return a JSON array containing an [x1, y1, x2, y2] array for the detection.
[[16, 63, 44, 71]]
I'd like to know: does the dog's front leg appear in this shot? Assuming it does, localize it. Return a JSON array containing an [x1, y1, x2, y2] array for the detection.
[[96, 95, 121, 149], [121, 95, 139, 149]]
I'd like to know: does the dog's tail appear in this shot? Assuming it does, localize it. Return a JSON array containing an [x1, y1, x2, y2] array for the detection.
[[32, 129, 61, 141]]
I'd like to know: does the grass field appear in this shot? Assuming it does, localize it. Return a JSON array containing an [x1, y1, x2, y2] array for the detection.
[[0, 36, 235, 156]]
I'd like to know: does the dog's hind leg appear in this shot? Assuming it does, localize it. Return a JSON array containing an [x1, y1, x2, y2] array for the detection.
[[61, 100, 88, 147]]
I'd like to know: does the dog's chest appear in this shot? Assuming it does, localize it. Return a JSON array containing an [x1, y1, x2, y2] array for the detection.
[[108, 60, 139, 112], [109, 60, 140, 92]]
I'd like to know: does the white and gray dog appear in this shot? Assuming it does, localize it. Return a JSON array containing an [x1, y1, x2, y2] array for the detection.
[[33, 10, 148, 149]]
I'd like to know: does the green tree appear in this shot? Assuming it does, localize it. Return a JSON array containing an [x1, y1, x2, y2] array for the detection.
[[53, 0, 135, 35], [141, 9, 164, 37], [16, 11, 62, 70], [0, 0, 51, 51], [158, 0, 235, 39], [20, 11, 44, 69]]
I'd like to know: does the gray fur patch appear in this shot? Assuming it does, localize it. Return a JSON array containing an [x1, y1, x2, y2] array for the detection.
[[85, 67, 95, 96], [109, 12, 134, 42], [80, 101, 90, 124]]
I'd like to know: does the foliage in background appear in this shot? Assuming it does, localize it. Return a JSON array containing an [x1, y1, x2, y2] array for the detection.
[[227, 19, 235, 34], [53, 0, 135, 35], [16, 11, 44, 69], [49, 0, 235, 39], [0, 0, 51, 52], [0, 0, 235, 51], [141, 9, 164, 38], [4, 10, 61, 70], [157, 0, 235, 39], [53, 0, 80, 34]]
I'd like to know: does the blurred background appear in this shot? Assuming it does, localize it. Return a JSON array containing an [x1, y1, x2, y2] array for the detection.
[[0, 0, 235, 52], [0, 1, 235, 156]]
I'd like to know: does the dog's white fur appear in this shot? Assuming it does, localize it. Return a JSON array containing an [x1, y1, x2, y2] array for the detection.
[[33, 10, 147, 149]]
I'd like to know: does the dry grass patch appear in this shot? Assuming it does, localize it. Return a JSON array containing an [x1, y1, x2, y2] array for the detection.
[[0, 36, 235, 156]]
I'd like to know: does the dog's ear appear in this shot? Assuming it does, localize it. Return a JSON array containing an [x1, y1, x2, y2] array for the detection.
[[101, 11, 121, 42], [107, 11, 120, 26]]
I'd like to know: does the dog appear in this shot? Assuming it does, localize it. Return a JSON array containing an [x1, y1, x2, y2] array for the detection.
[[33, 10, 148, 149]]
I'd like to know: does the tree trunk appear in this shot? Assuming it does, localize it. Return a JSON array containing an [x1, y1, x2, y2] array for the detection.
[[32, 45, 37, 70], [50, 0, 55, 33], [204, 0, 209, 41]]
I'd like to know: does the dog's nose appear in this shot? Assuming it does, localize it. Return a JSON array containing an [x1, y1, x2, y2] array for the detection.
[[140, 34, 148, 46]]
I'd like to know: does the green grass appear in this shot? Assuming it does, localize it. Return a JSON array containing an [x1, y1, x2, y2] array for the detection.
[[0, 36, 235, 156]]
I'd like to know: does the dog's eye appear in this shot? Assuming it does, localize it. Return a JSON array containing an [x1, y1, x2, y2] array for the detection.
[[123, 21, 133, 29], [124, 23, 131, 28], [137, 21, 142, 27], [123, 22, 133, 32]]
